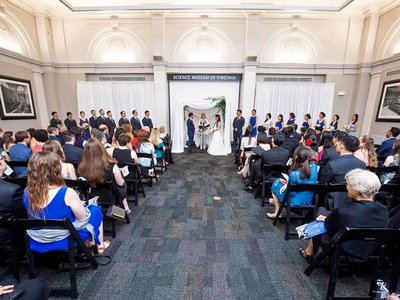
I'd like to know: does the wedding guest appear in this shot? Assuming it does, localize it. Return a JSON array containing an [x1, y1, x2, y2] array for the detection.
[[159, 126, 174, 164], [30, 129, 49, 154], [302, 114, 312, 129], [78, 111, 90, 139], [249, 109, 258, 137], [92, 130, 112, 149], [136, 129, 156, 177], [108, 133, 139, 167], [42, 140, 77, 180], [383, 140, 400, 167], [315, 112, 326, 129], [256, 126, 268, 144], [354, 135, 378, 168], [50, 111, 62, 128], [281, 126, 299, 155], [344, 113, 359, 137], [275, 114, 285, 130], [238, 132, 270, 178], [329, 114, 340, 130], [47, 125, 64, 145], [287, 112, 296, 125], [9, 131, 32, 177], [64, 112, 77, 131], [72, 127, 86, 149], [240, 125, 257, 151], [89, 110, 98, 129], [378, 127, 400, 158], [187, 112, 195, 153], [142, 110, 153, 131], [150, 128, 164, 159], [264, 113, 274, 132], [0, 132, 15, 161], [317, 131, 333, 161], [130, 110, 142, 131], [233, 110, 245, 149], [61, 131, 83, 164], [267, 127, 276, 148]]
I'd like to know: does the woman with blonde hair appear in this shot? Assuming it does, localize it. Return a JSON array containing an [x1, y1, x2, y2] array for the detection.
[[23, 151, 108, 254], [149, 128, 164, 159], [42, 140, 77, 180], [354, 135, 378, 167]]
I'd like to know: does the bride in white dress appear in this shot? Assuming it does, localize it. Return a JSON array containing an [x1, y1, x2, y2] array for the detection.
[[207, 114, 226, 156]]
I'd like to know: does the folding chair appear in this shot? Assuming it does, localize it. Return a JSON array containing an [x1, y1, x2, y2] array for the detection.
[[137, 152, 158, 186], [3, 177, 28, 188], [16, 218, 98, 298], [367, 166, 399, 179], [260, 164, 289, 207], [118, 163, 145, 206], [0, 214, 21, 280], [304, 227, 400, 300], [154, 146, 167, 173]]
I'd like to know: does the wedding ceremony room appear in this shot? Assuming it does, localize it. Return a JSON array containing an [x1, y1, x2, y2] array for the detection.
[[1, 0, 400, 299]]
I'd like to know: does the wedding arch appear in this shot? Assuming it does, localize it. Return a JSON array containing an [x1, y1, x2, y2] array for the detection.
[[169, 80, 240, 154]]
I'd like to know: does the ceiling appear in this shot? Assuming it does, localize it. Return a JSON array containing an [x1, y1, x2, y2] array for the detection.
[[7, 0, 399, 16]]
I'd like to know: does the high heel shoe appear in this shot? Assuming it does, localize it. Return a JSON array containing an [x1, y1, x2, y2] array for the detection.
[[299, 248, 313, 263]]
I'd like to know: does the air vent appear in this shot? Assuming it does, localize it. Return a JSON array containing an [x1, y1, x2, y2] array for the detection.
[[246, 56, 257, 62], [153, 55, 163, 61], [263, 77, 312, 82], [98, 76, 146, 81], [386, 70, 400, 77]]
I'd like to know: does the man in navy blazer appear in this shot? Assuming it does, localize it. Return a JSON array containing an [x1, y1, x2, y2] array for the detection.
[[62, 131, 83, 164], [8, 130, 32, 177], [187, 112, 195, 153], [319, 136, 366, 210], [378, 127, 400, 158]]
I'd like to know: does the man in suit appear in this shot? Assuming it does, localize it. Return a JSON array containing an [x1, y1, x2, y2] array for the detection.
[[281, 126, 299, 155], [118, 111, 130, 127], [89, 110, 98, 129], [142, 110, 153, 130], [291, 124, 301, 141], [49, 111, 62, 128], [318, 131, 346, 171], [233, 109, 245, 149], [62, 131, 83, 164], [97, 109, 106, 126], [104, 111, 116, 139], [47, 125, 64, 145], [0, 156, 26, 246], [130, 110, 142, 131], [244, 131, 290, 191], [319, 135, 366, 210], [9, 131, 32, 177], [187, 112, 195, 153], [64, 112, 77, 130], [378, 127, 400, 158]]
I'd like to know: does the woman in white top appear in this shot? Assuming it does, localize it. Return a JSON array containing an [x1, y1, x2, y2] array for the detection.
[[42, 140, 77, 180], [240, 125, 257, 151], [384, 140, 400, 167], [264, 113, 274, 131]]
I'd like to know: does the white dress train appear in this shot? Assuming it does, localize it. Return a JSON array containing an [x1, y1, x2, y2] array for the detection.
[[207, 122, 226, 156]]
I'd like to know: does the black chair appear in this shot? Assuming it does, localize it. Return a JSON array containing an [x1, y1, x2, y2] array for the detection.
[[367, 166, 399, 178], [16, 218, 98, 298], [272, 183, 327, 240], [0, 214, 21, 280], [137, 152, 158, 186], [6, 161, 28, 169], [304, 227, 400, 300], [64, 179, 89, 201], [260, 164, 290, 207], [154, 146, 167, 173], [3, 177, 28, 188], [118, 163, 145, 206]]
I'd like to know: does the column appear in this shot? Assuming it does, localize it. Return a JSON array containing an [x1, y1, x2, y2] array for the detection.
[[360, 72, 381, 135], [151, 13, 165, 57], [241, 64, 257, 121], [153, 63, 169, 131], [35, 13, 51, 62], [32, 70, 49, 129], [363, 10, 379, 63]]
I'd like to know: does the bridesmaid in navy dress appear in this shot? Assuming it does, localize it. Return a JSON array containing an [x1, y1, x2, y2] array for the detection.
[[249, 109, 258, 137], [329, 114, 340, 130], [275, 114, 285, 130], [287, 112, 296, 125], [315, 112, 326, 129], [302, 113, 312, 129], [78, 111, 91, 139]]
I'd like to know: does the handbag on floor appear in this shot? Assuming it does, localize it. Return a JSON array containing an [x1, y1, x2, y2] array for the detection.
[[106, 205, 126, 220]]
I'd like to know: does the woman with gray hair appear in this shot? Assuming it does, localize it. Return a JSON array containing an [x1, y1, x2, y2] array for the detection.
[[300, 169, 389, 263]]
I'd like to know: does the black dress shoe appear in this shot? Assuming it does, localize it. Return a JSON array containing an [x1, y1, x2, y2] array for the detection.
[[242, 186, 253, 192]]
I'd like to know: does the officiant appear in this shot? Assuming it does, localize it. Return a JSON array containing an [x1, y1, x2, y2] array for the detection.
[[198, 113, 210, 150]]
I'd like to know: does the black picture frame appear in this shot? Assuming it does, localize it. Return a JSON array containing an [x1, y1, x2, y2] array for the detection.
[[0, 75, 36, 120], [376, 79, 400, 122]]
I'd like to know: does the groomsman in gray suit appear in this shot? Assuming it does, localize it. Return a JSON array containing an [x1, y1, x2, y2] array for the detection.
[[142, 110, 153, 130], [233, 109, 245, 149]]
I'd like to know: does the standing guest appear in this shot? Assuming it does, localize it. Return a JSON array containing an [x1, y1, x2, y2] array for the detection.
[[97, 109, 106, 126], [159, 126, 174, 164], [316, 112, 326, 129], [89, 110, 98, 129], [118, 111, 130, 127], [64, 112, 77, 131], [267, 146, 318, 219], [25, 151, 109, 254], [287, 112, 296, 125], [142, 110, 153, 131], [50, 111, 62, 128], [130, 110, 142, 131], [150, 128, 165, 159], [9, 131, 32, 177], [329, 114, 340, 130], [275, 114, 285, 130], [47, 125, 64, 145], [77, 111, 90, 139], [302, 114, 312, 129], [61, 131, 83, 164], [42, 141, 77, 180], [232, 109, 245, 149], [186, 112, 195, 153], [30, 129, 49, 154], [378, 127, 400, 158], [104, 111, 116, 139], [264, 113, 274, 132], [249, 109, 258, 137], [317, 131, 333, 161], [344, 113, 359, 137], [354, 135, 378, 168]]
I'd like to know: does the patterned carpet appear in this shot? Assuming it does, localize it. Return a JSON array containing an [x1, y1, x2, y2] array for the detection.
[[2, 151, 376, 299]]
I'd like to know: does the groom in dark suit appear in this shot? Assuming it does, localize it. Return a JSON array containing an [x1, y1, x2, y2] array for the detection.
[[187, 112, 195, 153], [233, 109, 245, 149]]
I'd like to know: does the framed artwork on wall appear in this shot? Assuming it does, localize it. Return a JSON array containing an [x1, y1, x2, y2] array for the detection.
[[376, 80, 400, 122], [0, 76, 36, 120]]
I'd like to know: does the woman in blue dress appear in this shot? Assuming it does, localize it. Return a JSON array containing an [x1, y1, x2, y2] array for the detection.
[[315, 112, 326, 129], [302, 113, 312, 129], [287, 112, 296, 126], [249, 109, 258, 137], [78, 111, 91, 139], [329, 114, 340, 130], [23, 151, 108, 254], [267, 146, 318, 218], [275, 114, 285, 130]]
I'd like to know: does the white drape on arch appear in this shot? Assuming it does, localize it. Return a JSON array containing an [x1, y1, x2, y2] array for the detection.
[[254, 82, 335, 125], [77, 81, 156, 123], [169, 81, 240, 154]]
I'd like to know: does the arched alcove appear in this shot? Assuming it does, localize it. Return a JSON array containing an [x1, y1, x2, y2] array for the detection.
[[260, 28, 320, 64], [173, 27, 237, 63], [88, 28, 150, 63], [378, 20, 400, 59]]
